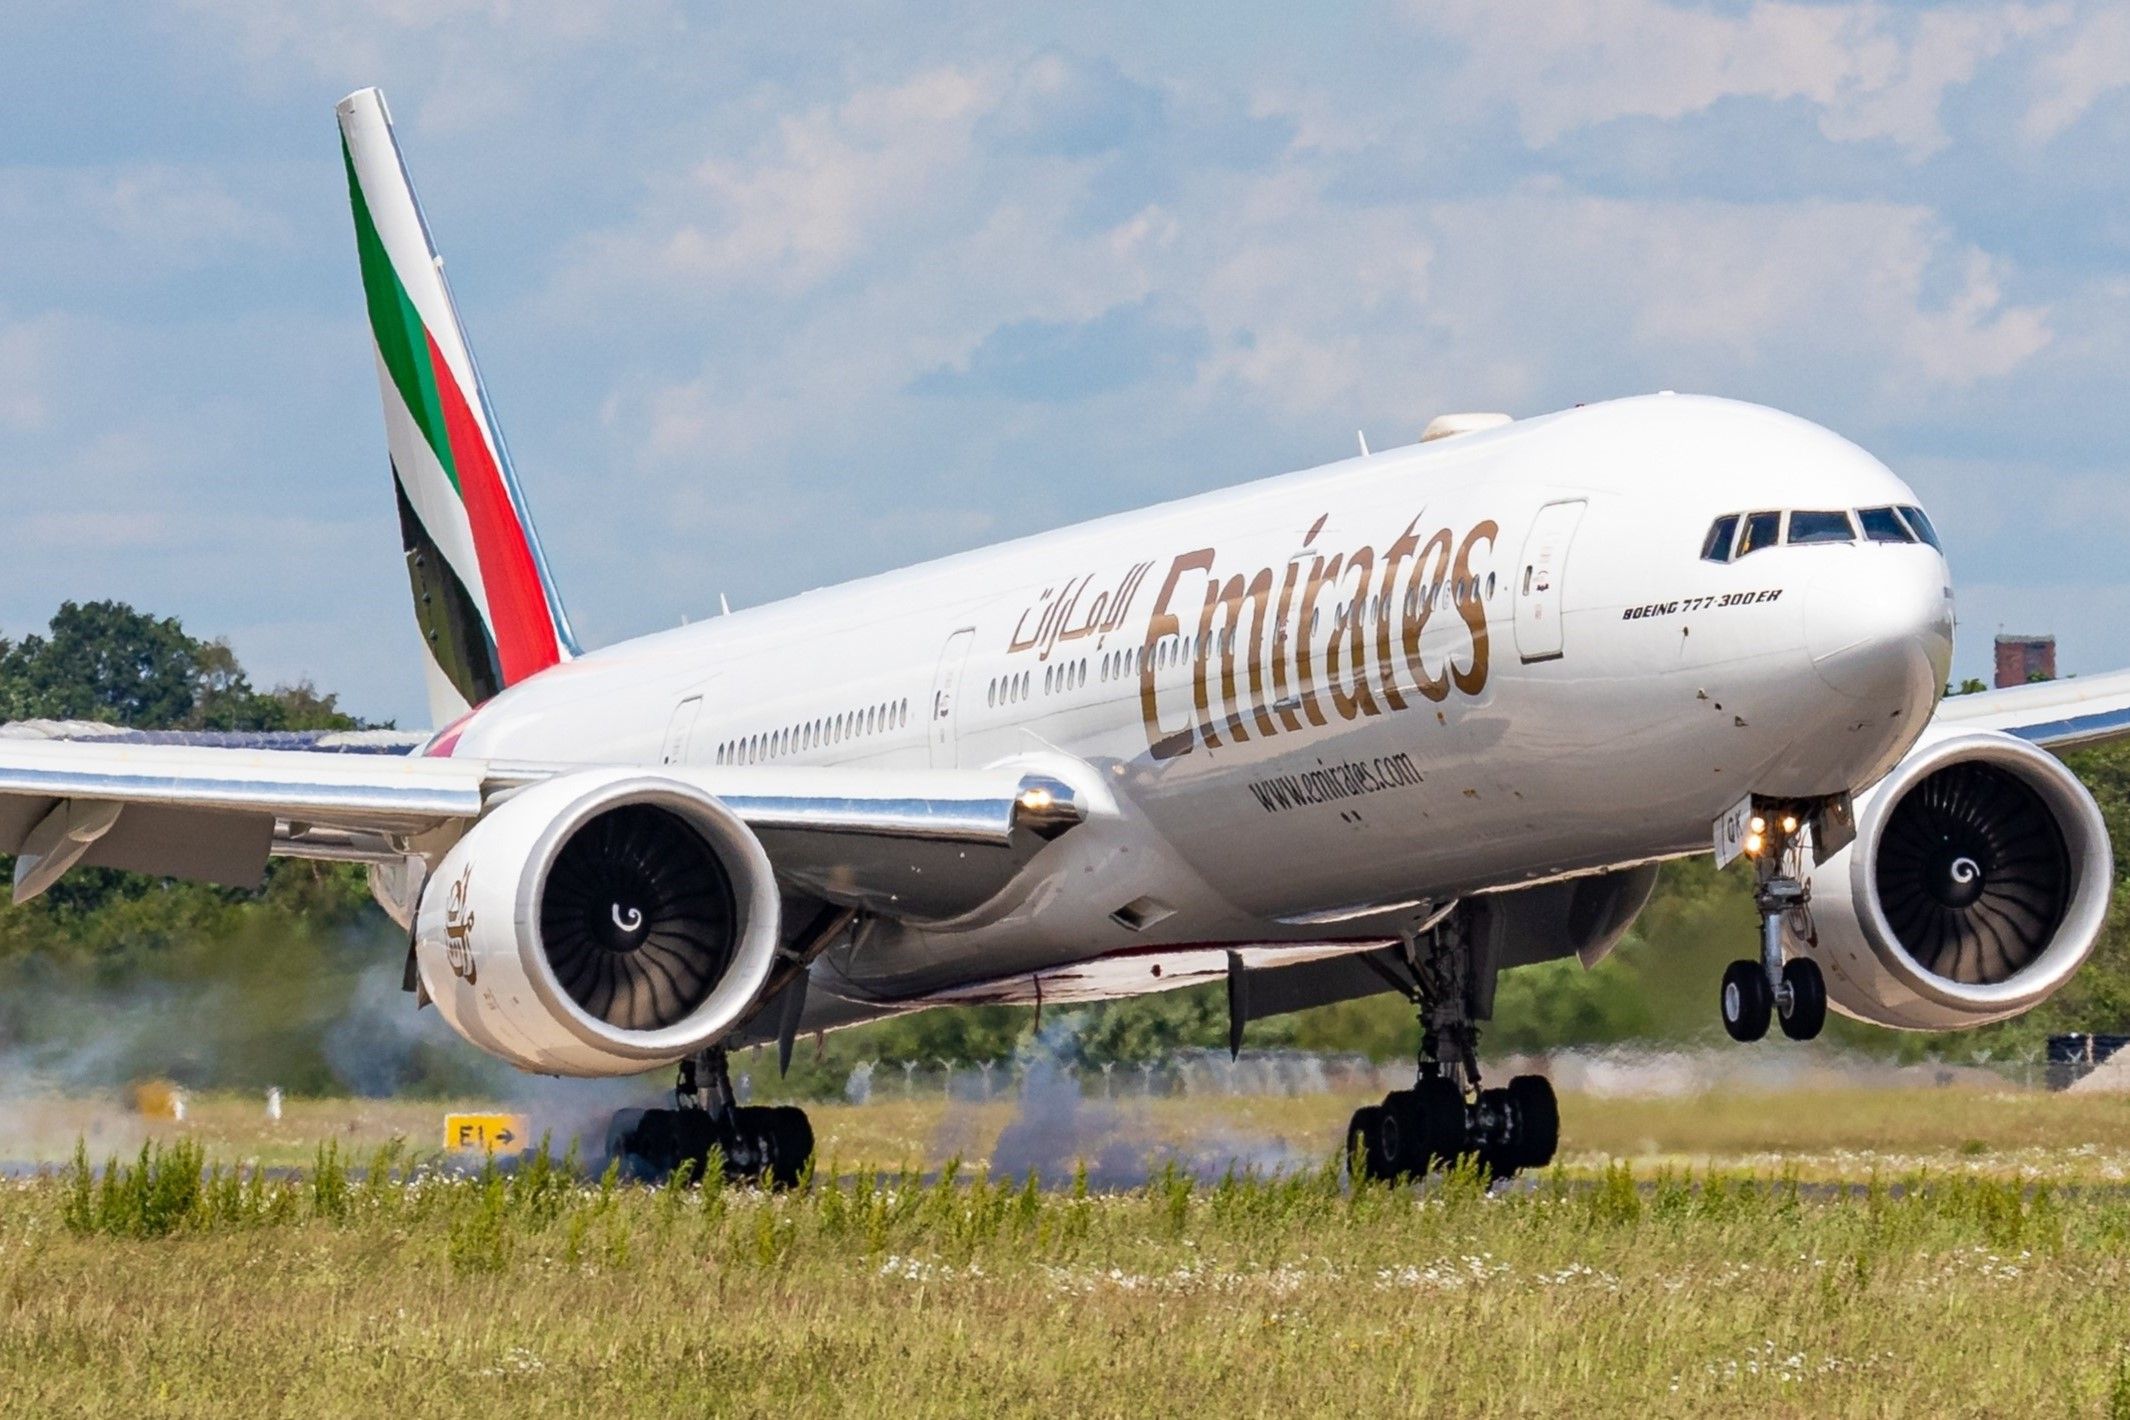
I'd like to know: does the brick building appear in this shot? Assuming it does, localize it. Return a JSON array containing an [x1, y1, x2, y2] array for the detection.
[[1995, 634, 2056, 688]]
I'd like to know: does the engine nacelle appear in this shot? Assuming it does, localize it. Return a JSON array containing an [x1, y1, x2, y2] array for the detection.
[[1795, 729, 2111, 1031], [412, 770, 783, 1076]]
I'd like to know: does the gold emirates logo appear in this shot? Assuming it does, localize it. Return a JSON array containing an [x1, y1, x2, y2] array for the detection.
[[442, 864, 478, 984], [1004, 511, 1498, 761]]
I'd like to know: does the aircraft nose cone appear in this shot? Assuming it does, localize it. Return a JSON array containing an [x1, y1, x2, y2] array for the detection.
[[1805, 551, 1953, 706]]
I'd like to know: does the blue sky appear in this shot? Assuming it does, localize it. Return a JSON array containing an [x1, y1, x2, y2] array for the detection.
[[3, 1, 2128, 726]]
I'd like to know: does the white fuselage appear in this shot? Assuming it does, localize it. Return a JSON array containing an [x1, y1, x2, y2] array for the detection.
[[426, 395, 1954, 1010]]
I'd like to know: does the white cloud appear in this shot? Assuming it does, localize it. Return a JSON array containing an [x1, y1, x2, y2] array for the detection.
[[564, 67, 998, 300], [2021, 3, 2130, 140], [0, 314, 61, 433], [1177, 182, 2048, 426], [1412, 0, 2070, 158], [171, 0, 688, 127], [0, 166, 286, 284]]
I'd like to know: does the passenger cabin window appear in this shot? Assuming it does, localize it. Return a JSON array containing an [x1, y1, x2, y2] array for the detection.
[[1737, 511, 1782, 557], [1700, 514, 1740, 563], [1857, 506, 1913, 543], [1897, 505, 1943, 551], [1787, 510, 1855, 545]]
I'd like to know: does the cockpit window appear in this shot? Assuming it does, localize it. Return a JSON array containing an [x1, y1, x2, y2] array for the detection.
[[1857, 506, 1915, 543], [1786, 509, 1855, 545], [1737, 510, 1782, 557], [1700, 514, 1740, 563], [1896, 505, 1943, 551]]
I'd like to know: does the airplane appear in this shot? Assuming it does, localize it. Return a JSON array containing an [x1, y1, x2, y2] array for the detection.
[[2, 86, 2123, 1185]]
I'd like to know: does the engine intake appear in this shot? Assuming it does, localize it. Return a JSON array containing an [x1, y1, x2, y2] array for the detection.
[[540, 803, 737, 1032], [1796, 729, 2110, 1030], [1874, 759, 2069, 987], [413, 771, 781, 1076]]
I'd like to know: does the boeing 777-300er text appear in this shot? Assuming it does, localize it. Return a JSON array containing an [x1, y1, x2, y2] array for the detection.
[[2, 88, 2123, 1181]]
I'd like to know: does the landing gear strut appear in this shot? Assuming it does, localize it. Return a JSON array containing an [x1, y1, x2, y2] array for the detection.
[[1346, 914, 1560, 1183], [606, 1048, 814, 1187], [1720, 809, 1827, 1043]]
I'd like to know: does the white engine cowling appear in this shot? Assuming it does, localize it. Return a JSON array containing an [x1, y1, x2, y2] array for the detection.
[[1796, 728, 2112, 1031], [412, 770, 783, 1076]]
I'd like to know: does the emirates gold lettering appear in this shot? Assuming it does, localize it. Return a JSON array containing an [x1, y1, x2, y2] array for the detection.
[[1103, 513, 1499, 758]]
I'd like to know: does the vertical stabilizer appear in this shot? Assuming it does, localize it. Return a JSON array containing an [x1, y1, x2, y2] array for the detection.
[[336, 87, 577, 726]]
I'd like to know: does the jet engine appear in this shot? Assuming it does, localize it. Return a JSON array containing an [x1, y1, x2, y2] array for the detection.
[[1794, 729, 2112, 1031], [411, 770, 783, 1076]]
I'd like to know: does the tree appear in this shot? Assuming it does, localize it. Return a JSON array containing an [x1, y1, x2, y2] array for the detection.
[[0, 601, 202, 728], [0, 601, 362, 733]]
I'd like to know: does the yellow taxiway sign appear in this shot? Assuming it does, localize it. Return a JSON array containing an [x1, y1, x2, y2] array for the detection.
[[443, 1113, 529, 1152]]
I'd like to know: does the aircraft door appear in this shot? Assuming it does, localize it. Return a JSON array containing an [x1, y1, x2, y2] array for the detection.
[[660, 694, 704, 764], [928, 628, 977, 768], [1513, 499, 1586, 663]]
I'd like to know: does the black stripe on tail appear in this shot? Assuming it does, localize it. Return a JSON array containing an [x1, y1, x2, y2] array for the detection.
[[395, 464, 504, 709]]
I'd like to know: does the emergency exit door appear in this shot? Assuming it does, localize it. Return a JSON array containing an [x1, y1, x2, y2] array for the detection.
[[1513, 500, 1586, 663]]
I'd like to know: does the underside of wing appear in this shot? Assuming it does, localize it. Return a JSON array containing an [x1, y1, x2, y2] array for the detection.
[[857, 937, 1406, 1013]]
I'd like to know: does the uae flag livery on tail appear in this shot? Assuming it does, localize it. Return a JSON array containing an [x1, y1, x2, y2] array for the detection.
[[336, 87, 575, 726]]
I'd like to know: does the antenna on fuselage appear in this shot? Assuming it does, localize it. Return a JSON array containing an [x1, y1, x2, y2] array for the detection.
[[1357, 430, 1371, 457], [719, 593, 732, 616]]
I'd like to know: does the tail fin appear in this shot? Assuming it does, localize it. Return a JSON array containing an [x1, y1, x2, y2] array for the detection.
[[336, 87, 577, 726]]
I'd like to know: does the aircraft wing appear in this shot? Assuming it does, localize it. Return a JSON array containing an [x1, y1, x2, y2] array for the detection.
[[0, 728, 1088, 915], [1931, 668, 2130, 752]]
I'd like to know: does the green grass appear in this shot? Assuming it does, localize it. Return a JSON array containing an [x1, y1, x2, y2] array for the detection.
[[7, 1089, 2130, 1417]]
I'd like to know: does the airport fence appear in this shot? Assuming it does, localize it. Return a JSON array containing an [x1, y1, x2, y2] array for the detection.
[[731, 1045, 2081, 1106]]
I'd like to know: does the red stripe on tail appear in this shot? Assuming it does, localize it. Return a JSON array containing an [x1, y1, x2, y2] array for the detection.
[[425, 330, 561, 686]]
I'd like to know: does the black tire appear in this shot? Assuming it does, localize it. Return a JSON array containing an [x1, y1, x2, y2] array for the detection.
[[1416, 1078, 1469, 1172], [607, 1107, 719, 1182], [1472, 1088, 1514, 1182], [1721, 960, 1772, 1042], [1380, 1079, 1467, 1176], [1346, 1106, 1383, 1182], [1779, 957, 1828, 1041], [1374, 1093, 1419, 1178], [605, 1108, 650, 1169], [766, 1106, 813, 1190], [1506, 1074, 1560, 1170]]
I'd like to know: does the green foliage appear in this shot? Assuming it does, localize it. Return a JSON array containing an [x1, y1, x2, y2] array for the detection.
[[0, 600, 362, 732]]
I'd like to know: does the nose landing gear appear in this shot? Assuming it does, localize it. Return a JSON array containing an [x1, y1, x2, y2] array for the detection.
[[1346, 913, 1561, 1183], [606, 1048, 814, 1188], [1721, 811, 1828, 1043]]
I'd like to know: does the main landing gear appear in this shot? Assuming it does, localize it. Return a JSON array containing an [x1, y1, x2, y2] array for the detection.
[[1346, 915, 1560, 1183], [1720, 809, 1827, 1043], [607, 1048, 814, 1188]]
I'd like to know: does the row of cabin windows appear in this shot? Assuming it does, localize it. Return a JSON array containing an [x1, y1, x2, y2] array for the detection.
[[713, 698, 911, 766], [981, 575, 1501, 711], [1699, 505, 1942, 564]]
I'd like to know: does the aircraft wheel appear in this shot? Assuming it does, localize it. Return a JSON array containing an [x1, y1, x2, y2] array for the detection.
[[1721, 960, 1772, 1042], [1506, 1074, 1560, 1171], [1779, 958, 1828, 1041], [766, 1105, 814, 1189], [1346, 1106, 1384, 1182], [1379, 1079, 1466, 1177]]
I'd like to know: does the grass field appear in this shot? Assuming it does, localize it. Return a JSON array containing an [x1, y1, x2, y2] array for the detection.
[[4, 1083, 2129, 1416]]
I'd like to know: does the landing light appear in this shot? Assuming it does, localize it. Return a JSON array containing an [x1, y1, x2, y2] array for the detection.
[[1749, 815, 1766, 835], [1744, 832, 1764, 857], [1019, 787, 1054, 811], [1781, 814, 1799, 835]]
